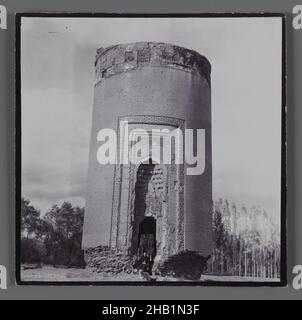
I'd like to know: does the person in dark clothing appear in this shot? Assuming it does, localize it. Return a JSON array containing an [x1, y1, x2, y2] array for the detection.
[[148, 256, 154, 275], [140, 252, 150, 273]]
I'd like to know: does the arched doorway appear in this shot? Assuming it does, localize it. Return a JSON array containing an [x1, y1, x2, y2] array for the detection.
[[131, 160, 167, 259]]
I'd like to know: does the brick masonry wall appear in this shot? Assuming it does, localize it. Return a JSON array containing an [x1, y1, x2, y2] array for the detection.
[[83, 42, 212, 260]]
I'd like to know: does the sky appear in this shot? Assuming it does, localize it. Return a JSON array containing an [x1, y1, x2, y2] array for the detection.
[[21, 17, 282, 218]]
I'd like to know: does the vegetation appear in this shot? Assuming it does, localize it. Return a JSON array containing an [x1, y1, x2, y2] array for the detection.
[[20, 198, 86, 268], [20, 197, 280, 279], [207, 199, 280, 279]]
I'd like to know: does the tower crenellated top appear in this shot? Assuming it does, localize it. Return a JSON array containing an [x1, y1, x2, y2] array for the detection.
[[94, 42, 211, 86]]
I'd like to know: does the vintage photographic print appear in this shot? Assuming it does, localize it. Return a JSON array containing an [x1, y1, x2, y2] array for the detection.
[[16, 14, 286, 285]]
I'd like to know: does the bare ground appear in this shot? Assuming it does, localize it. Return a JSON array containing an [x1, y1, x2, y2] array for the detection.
[[20, 265, 280, 283]]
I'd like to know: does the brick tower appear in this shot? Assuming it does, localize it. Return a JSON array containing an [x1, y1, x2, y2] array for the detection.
[[82, 42, 212, 278]]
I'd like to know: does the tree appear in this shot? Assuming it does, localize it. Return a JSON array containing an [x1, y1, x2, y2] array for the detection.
[[43, 202, 85, 267], [21, 199, 86, 268], [20, 198, 47, 263], [44, 202, 84, 237], [207, 199, 281, 279], [213, 199, 227, 249], [21, 198, 41, 238]]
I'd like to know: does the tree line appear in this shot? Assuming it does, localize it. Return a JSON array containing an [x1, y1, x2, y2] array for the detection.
[[21, 198, 86, 268], [21, 197, 280, 278], [207, 199, 280, 279]]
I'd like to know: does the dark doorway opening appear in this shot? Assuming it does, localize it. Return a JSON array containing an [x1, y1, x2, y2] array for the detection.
[[137, 216, 157, 260]]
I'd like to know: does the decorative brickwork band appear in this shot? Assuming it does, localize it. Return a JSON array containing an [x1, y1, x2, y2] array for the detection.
[[95, 42, 211, 86]]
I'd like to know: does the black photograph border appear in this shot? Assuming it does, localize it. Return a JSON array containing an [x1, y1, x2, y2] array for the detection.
[[15, 12, 287, 287]]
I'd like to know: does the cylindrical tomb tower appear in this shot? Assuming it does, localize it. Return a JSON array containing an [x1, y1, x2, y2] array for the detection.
[[82, 42, 212, 276]]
